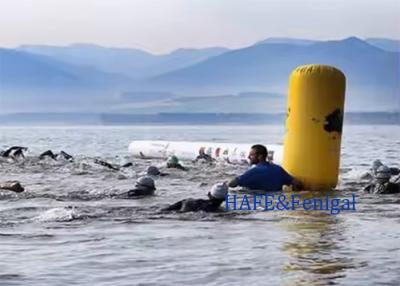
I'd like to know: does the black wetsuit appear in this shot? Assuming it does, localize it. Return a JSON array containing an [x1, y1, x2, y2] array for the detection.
[[364, 181, 400, 194], [362, 167, 400, 181], [39, 150, 57, 160], [93, 159, 133, 170], [1, 146, 27, 158], [194, 153, 214, 163], [39, 150, 74, 161], [163, 198, 224, 212], [12, 148, 26, 158], [112, 188, 154, 198], [59, 151, 74, 161], [0, 181, 24, 193], [94, 159, 120, 171], [121, 162, 133, 168], [128, 188, 155, 196], [166, 163, 187, 171]]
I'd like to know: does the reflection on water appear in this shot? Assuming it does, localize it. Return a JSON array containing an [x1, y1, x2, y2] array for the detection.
[[280, 191, 366, 286]]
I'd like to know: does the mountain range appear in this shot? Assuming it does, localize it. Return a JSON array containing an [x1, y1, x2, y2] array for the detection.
[[0, 37, 399, 113], [17, 44, 229, 80]]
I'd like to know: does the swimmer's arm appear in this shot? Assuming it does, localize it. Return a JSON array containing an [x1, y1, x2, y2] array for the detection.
[[162, 201, 183, 211], [127, 189, 144, 197], [363, 184, 373, 193], [229, 168, 256, 188], [121, 162, 133, 168], [94, 159, 120, 171], [177, 164, 188, 171]]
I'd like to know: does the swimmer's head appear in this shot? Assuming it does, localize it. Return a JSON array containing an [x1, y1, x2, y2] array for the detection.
[[376, 165, 391, 183], [372, 159, 383, 175], [135, 176, 156, 191], [146, 165, 161, 176], [167, 155, 179, 165], [208, 182, 228, 200]]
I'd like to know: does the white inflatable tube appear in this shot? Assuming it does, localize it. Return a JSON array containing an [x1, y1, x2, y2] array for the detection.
[[128, 140, 283, 165]]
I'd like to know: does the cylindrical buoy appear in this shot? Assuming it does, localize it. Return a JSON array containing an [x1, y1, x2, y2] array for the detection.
[[283, 64, 346, 190]]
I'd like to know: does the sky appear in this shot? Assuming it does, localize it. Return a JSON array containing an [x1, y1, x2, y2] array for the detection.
[[0, 0, 399, 54]]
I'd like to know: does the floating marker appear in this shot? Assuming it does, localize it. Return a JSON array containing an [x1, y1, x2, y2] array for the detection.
[[128, 140, 283, 165], [283, 64, 346, 190]]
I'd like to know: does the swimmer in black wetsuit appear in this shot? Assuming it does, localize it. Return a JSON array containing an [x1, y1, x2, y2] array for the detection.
[[39, 150, 74, 162], [193, 148, 214, 163], [146, 166, 168, 177], [364, 165, 400, 194], [93, 158, 120, 170], [0, 181, 24, 193], [93, 158, 135, 171], [166, 155, 187, 171], [361, 159, 400, 181], [162, 183, 228, 212], [114, 176, 156, 198], [1, 146, 28, 159]]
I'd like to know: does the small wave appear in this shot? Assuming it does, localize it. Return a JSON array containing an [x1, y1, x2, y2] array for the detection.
[[34, 207, 81, 222]]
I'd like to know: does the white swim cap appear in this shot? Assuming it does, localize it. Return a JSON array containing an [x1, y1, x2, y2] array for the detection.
[[135, 176, 156, 190], [210, 183, 228, 200]]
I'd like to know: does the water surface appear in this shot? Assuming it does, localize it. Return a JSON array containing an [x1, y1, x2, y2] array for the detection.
[[1, 125, 399, 285]]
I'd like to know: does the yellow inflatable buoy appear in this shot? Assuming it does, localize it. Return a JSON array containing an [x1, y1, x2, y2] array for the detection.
[[283, 64, 346, 190]]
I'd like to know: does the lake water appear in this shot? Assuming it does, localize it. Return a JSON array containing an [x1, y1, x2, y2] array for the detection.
[[1, 125, 399, 285]]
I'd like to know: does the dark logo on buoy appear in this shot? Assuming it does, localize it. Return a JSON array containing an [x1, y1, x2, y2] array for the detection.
[[324, 109, 343, 133]]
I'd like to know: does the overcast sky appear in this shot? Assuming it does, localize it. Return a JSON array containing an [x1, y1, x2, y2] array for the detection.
[[0, 0, 399, 54]]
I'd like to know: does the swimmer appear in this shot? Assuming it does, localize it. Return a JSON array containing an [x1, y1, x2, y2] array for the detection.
[[193, 148, 214, 163], [146, 165, 167, 176], [361, 159, 400, 181], [364, 165, 400, 194], [93, 158, 120, 171], [162, 183, 228, 212], [1, 146, 28, 159], [166, 155, 187, 171], [39, 150, 74, 162], [0, 181, 24, 193], [93, 159, 134, 171], [114, 176, 156, 198]]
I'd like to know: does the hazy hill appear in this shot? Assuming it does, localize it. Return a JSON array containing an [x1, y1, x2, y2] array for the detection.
[[18, 44, 229, 79], [365, 38, 400, 52], [1, 38, 399, 113], [255, 37, 318, 46], [256, 37, 400, 52], [144, 37, 399, 111], [0, 48, 131, 88], [0, 48, 133, 112]]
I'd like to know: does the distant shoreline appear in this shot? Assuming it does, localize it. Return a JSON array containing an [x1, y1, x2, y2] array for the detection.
[[0, 112, 399, 125]]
